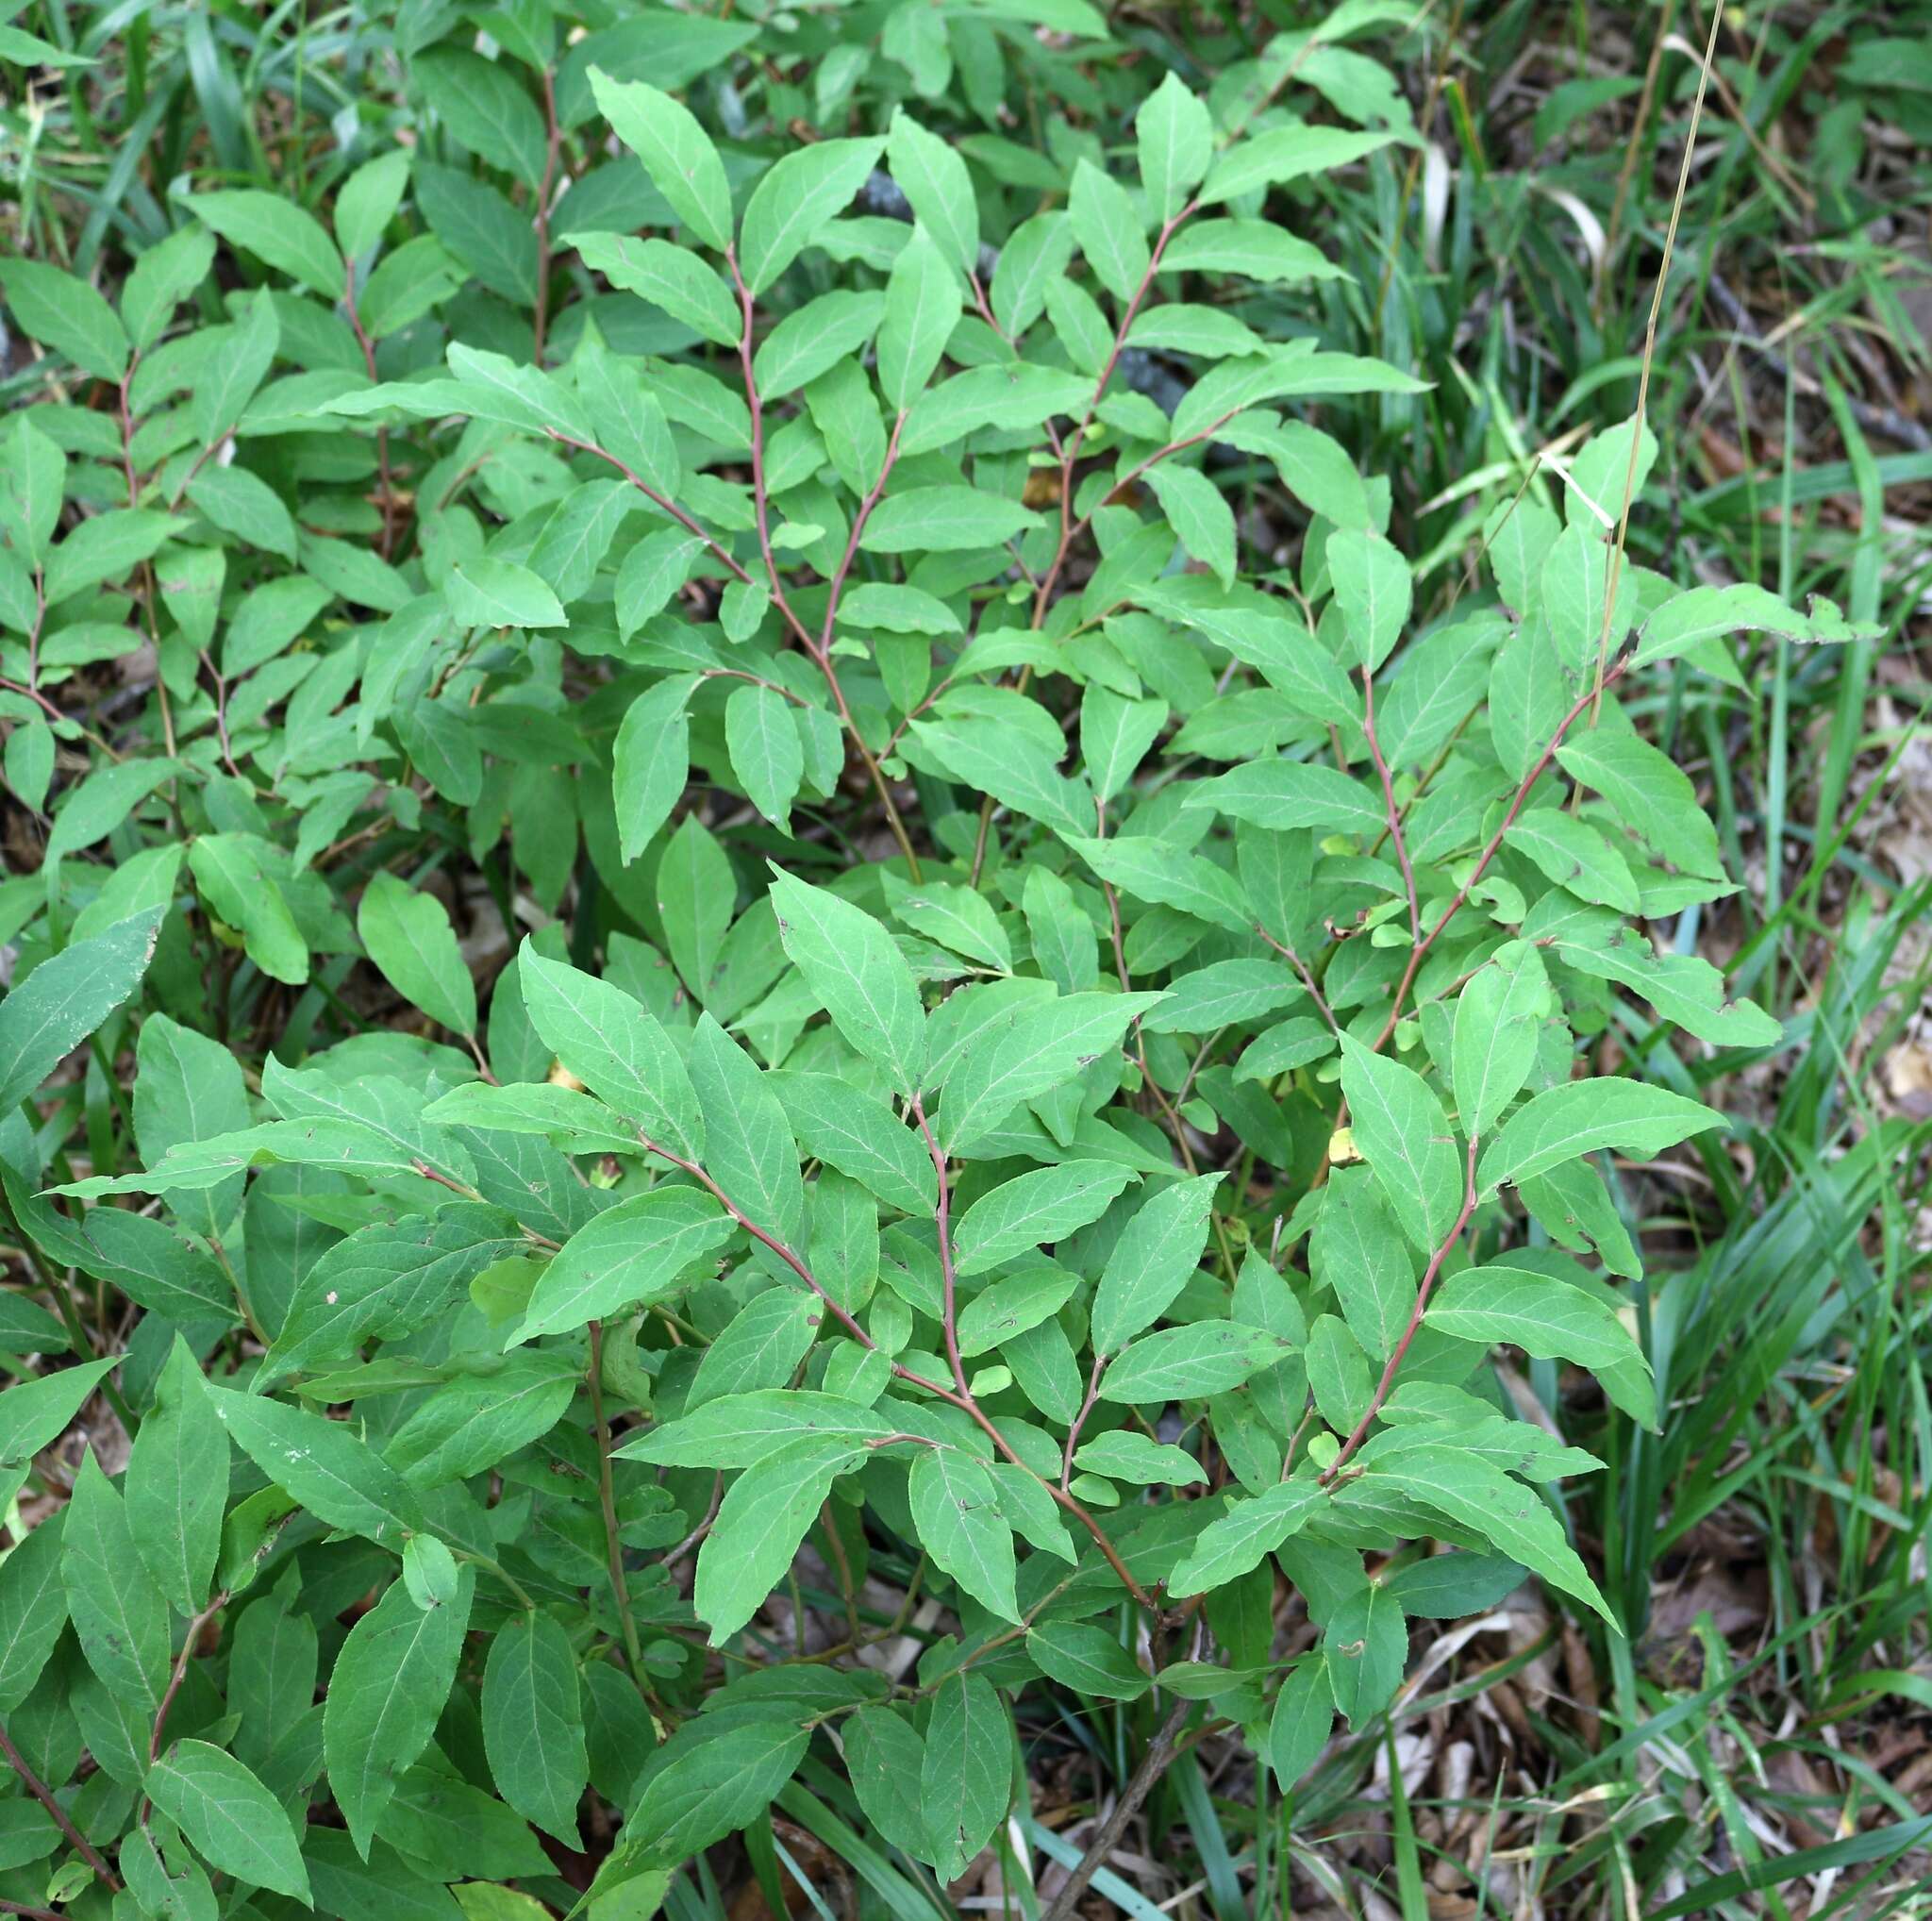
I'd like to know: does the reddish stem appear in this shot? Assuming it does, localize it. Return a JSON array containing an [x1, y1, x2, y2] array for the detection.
[[1361, 662, 1421, 944], [0, 1717, 121, 1893], [1321, 1135, 1480, 1481], [910, 1095, 969, 1396], [1370, 659, 1630, 1053], [641, 1132, 1158, 1609], [343, 259, 396, 560]]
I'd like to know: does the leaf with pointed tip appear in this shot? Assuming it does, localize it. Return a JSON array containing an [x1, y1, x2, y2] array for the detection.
[[358, 873, 475, 1036], [1338, 1038, 1462, 1252], [1477, 1079, 1725, 1193], [1167, 1480, 1324, 1595], [204, 1387, 426, 1549], [483, 1611, 588, 1846], [518, 948, 703, 1161], [125, 1337, 227, 1617], [695, 1435, 863, 1642], [590, 69, 732, 250], [147, 1742, 313, 1903], [952, 1161, 1135, 1276], [1451, 942, 1549, 1138], [740, 138, 885, 294], [325, 1569, 475, 1857], [1091, 1173, 1224, 1355]]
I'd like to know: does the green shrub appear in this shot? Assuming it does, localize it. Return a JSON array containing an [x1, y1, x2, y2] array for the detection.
[[0, 8, 1875, 1918]]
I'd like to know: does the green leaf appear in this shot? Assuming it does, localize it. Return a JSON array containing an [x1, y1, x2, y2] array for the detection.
[[264, 1208, 522, 1383], [754, 289, 885, 398], [1541, 522, 1633, 678], [618, 1389, 894, 1469], [0, 1360, 118, 1469], [768, 870, 926, 1094], [1477, 1079, 1725, 1193], [1167, 1480, 1323, 1595], [1099, 1324, 1290, 1404], [389, 1351, 581, 1488], [836, 581, 960, 636], [1146, 464, 1236, 589], [520, 947, 704, 1161], [922, 1672, 1010, 1880], [1424, 1262, 1647, 1373], [513, 1186, 734, 1343], [691, 1011, 806, 1244], [0, 1512, 70, 1712], [612, 674, 697, 862], [957, 1266, 1079, 1356], [1069, 159, 1149, 304], [187, 464, 299, 560], [125, 1336, 227, 1617], [118, 225, 215, 355], [147, 1741, 313, 1904], [1385, 1551, 1527, 1617], [1188, 759, 1382, 835], [1324, 1581, 1406, 1727], [1073, 1429, 1205, 1486], [1339, 1038, 1463, 1253], [358, 873, 476, 1036], [61, 1450, 168, 1712], [1312, 1165, 1414, 1364], [1062, 832, 1249, 933], [887, 111, 979, 276], [43, 509, 183, 608], [1091, 1172, 1224, 1354], [725, 683, 805, 829], [1163, 219, 1341, 283], [1203, 125, 1398, 204], [1633, 580, 1875, 668], [1326, 528, 1410, 672], [1078, 687, 1167, 808], [324, 1568, 475, 1856], [908, 716, 1091, 838], [844, 1707, 933, 1859], [590, 68, 734, 252], [696, 1435, 863, 1641], [690, 1289, 821, 1406], [186, 189, 344, 298], [415, 47, 547, 189], [877, 226, 959, 409], [740, 137, 886, 295], [482, 1612, 589, 1846], [0, 910, 161, 1113], [189, 836, 308, 985], [910, 1446, 1020, 1620], [1027, 1624, 1151, 1698], [335, 149, 412, 260], [627, 1720, 808, 1869], [0, 414, 64, 568], [574, 233, 741, 347], [887, 876, 1011, 971], [1136, 74, 1212, 220], [1555, 724, 1725, 880], [938, 990, 1165, 1150], [1266, 1655, 1333, 1788], [0, 259, 128, 381], [770, 1072, 936, 1214], [1372, 1455, 1610, 1621], [954, 1161, 1134, 1275], [861, 485, 1041, 553], [447, 558, 568, 630], [991, 212, 1074, 335], [205, 1387, 426, 1549], [1450, 941, 1548, 1137]]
